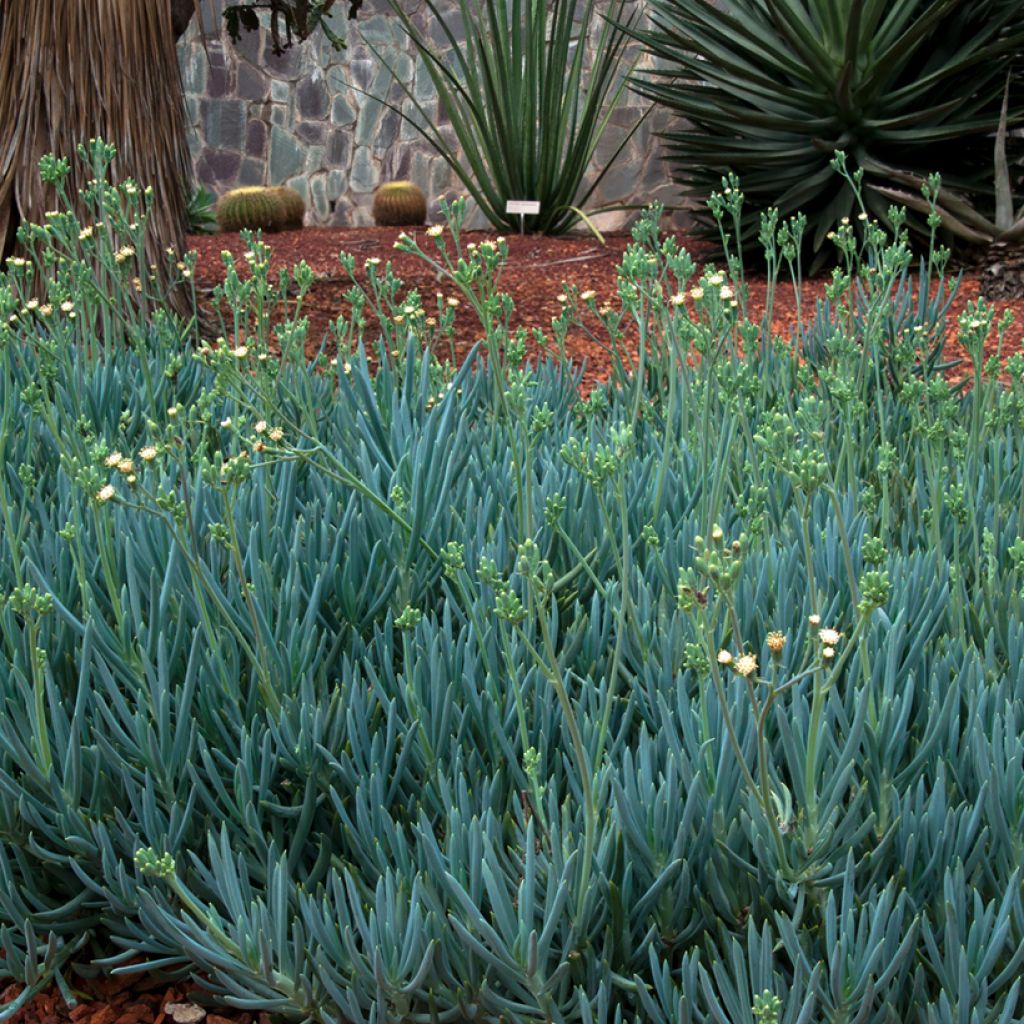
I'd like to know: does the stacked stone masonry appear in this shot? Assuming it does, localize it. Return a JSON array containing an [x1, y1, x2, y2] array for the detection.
[[176, 0, 684, 231]]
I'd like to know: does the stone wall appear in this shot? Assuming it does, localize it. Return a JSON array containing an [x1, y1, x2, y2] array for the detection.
[[176, 0, 684, 231]]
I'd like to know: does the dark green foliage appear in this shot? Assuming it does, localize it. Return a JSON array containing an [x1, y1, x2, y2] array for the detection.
[[220, 0, 364, 53], [1, 146, 1024, 1024], [627, 0, 1024, 262], [186, 185, 217, 235]]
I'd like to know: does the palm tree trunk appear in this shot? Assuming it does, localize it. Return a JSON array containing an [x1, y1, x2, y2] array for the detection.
[[0, 0, 194, 313]]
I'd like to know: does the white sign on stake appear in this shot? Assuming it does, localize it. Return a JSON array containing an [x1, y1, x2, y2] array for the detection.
[[505, 199, 541, 234], [505, 200, 541, 215]]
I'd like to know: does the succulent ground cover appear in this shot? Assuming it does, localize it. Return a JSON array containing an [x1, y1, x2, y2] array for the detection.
[[1, 143, 1024, 1024]]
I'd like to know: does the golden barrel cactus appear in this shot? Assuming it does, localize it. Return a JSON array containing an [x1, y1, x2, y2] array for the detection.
[[372, 181, 427, 227], [215, 186, 305, 233]]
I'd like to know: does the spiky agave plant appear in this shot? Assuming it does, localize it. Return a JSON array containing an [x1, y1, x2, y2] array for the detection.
[[869, 73, 1024, 299], [626, 0, 1024, 265], [371, 0, 645, 235]]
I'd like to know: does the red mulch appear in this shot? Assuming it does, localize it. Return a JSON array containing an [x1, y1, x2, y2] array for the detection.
[[2, 974, 255, 1024], [185, 224, 1024, 390], [6, 223, 1024, 1024]]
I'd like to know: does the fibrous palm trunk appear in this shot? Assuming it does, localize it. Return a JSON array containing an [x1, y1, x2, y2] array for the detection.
[[0, 0, 193, 314]]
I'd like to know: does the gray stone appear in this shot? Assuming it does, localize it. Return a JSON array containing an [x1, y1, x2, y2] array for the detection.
[[326, 67, 349, 94], [301, 146, 326, 177], [355, 99, 383, 147], [357, 15, 394, 44], [296, 121, 326, 145], [330, 94, 357, 127], [270, 79, 291, 103], [297, 76, 329, 119], [309, 173, 329, 217], [270, 104, 290, 127], [327, 130, 351, 168], [392, 52, 415, 85], [413, 56, 436, 104], [196, 148, 241, 186], [349, 147, 377, 193], [180, 48, 207, 94], [201, 99, 245, 150], [184, 95, 201, 133], [206, 49, 234, 99], [348, 59, 375, 92], [327, 169, 346, 198], [285, 177, 310, 207], [237, 64, 269, 101], [431, 160, 459, 204], [238, 158, 266, 186], [376, 110, 402, 154], [245, 120, 268, 159], [329, 196, 356, 227], [270, 126, 305, 183], [233, 24, 264, 66], [262, 39, 304, 80]]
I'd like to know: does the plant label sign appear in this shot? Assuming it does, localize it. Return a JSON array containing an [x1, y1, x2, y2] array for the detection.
[[506, 199, 541, 233]]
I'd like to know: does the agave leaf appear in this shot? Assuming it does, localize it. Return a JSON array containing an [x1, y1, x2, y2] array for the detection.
[[996, 215, 1024, 243], [873, 186, 997, 243], [865, 164, 1001, 236], [994, 72, 1013, 233]]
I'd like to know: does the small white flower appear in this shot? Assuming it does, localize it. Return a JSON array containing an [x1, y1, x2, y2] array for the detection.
[[254, 420, 267, 434], [734, 654, 758, 678], [720, 285, 734, 300], [139, 446, 158, 461], [96, 484, 116, 502], [690, 286, 704, 300], [105, 452, 123, 467], [818, 628, 841, 646], [426, 225, 444, 238], [717, 650, 733, 666]]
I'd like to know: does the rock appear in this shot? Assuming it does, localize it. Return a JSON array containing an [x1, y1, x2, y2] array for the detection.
[[165, 1004, 205, 1024]]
